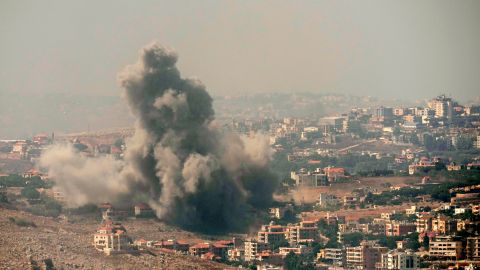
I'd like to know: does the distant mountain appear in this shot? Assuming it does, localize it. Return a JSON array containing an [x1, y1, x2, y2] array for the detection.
[[0, 92, 133, 139]]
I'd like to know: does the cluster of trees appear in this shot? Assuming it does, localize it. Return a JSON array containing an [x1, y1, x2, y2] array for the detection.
[[28, 196, 63, 217], [423, 134, 475, 152], [284, 251, 315, 270], [365, 171, 480, 206], [0, 174, 63, 217], [0, 174, 51, 189]]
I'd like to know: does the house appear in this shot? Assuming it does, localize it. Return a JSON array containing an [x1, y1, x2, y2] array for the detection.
[[189, 243, 211, 257], [211, 243, 228, 259], [93, 221, 132, 255], [324, 166, 346, 181], [408, 158, 435, 175], [227, 248, 244, 262], [255, 250, 283, 266], [153, 239, 189, 253], [343, 195, 360, 208], [22, 169, 48, 180], [278, 246, 306, 257]]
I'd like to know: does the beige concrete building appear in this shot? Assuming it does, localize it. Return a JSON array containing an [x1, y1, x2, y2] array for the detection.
[[377, 249, 418, 270], [429, 236, 463, 260], [346, 241, 387, 270], [466, 236, 480, 261], [93, 221, 132, 255]]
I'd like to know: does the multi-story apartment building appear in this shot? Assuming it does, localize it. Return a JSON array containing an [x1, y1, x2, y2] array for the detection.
[[416, 215, 433, 233], [432, 216, 457, 234], [346, 241, 387, 270], [244, 239, 268, 262], [385, 222, 416, 236], [429, 236, 463, 260], [466, 236, 480, 261], [257, 223, 286, 245], [319, 248, 346, 266], [286, 221, 318, 246], [377, 249, 418, 270]]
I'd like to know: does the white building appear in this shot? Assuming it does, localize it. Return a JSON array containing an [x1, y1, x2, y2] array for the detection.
[[291, 169, 328, 187], [93, 221, 132, 255], [378, 250, 418, 270]]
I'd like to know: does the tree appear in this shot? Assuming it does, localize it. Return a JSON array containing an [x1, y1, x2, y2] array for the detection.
[[285, 252, 301, 270], [343, 232, 364, 247], [424, 134, 435, 151], [21, 187, 40, 200], [456, 135, 473, 150], [423, 235, 430, 250], [284, 252, 314, 270], [114, 138, 124, 148]]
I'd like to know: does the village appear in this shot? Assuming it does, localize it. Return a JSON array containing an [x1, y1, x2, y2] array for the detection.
[[1, 93, 480, 270]]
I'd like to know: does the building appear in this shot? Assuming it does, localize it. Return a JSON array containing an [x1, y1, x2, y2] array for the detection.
[[346, 241, 387, 270], [257, 223, 287, 245], [269, 204, 294, 219], [134, 203, 155, 218], [416, 215, 433, 233], [375, 106, 394, 122], [408, 159, 435, 175], [319, 117, 345, 132], [153, 239, 190, 253], [278, 246, 306, 257], [466, 236, 480, 260], [189, 243, 211, 257], [318, 193, 338, 208], [324, 166, 346, 181], [343, 195, 360, 208], [451, 192, 480, 206], [320, 248, 346, 266], [428, 95, 454, 120], [385, 222, 416, 237], [244, 239, 268, 262], [93, 221, 132, 255], [291, 169, 328, 187], [378, 250, 418, 270], [286, 221, 318, 246], [432, 216, 457, 234], [429, 236, 463, 260], [227, 248, 244, 262]]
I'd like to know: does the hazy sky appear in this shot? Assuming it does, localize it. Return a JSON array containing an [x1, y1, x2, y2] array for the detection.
[[1, 0, 480, 101]]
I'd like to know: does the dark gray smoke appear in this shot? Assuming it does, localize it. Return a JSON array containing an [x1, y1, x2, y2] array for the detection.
[[40, 42, 278, 233]]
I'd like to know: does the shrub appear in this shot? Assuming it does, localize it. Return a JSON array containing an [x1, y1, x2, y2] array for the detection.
[[8, 217, 36, 227]]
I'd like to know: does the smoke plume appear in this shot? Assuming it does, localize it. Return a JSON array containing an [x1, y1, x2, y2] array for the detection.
[[40, 42, 278, 233]]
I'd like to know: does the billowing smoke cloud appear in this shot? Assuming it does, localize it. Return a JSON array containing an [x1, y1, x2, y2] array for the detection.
[[40, 42, 278, 233]]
